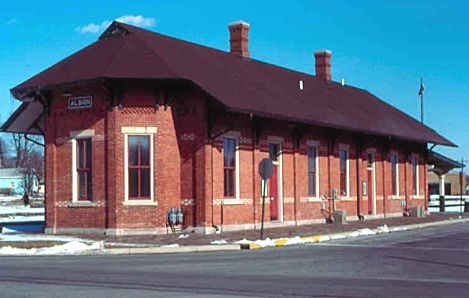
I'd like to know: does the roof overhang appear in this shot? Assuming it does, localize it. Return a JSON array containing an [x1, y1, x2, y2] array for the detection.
[[428, 151, 464, 176], [0, 101, 44, 135]]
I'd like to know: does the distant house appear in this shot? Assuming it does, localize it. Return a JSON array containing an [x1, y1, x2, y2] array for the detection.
[[428, 171, 468, 195], [0, 168, 39, 195]]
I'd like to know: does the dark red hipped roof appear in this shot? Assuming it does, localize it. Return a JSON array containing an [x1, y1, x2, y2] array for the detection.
[[9, 22, 455, 146]]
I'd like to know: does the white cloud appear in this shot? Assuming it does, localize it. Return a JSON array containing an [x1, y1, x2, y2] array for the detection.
[[115, 15, 155, 27], [76, 20, 112, 34], [76, 15, 155, 34]]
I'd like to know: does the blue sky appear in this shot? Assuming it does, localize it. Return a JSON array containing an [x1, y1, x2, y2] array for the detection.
[[1, 0, 468, 163]]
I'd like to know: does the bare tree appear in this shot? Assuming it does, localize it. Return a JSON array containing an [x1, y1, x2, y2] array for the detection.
[[0, 135, 6, 168], [9, 134, 44, 194]]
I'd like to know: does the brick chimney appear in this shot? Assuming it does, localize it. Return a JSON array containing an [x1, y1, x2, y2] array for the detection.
[[228, 20, 250, 58], [314, 50, 332, 81]]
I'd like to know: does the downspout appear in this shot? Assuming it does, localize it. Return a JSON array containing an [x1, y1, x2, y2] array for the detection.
[[382, 148, 387, 219], [356, 145, 361, 219], [404, 152, 409, 215], [208, 117, 233, 233], [252, 119, 257, 228], [104, 105, 109, 233], [210, 129, 218, 233]]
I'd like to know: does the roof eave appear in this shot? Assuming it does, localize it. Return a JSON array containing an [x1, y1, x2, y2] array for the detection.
[[225, 106, 456, 147]]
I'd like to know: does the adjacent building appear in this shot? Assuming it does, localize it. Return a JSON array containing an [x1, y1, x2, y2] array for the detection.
[[1, 21, 455, 235], [0, 168, 39, 195]]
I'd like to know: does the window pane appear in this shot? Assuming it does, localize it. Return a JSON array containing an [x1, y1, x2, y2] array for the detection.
[[78, 140, 85, 168], [140, 168, 150, 198], [140, 136, 150, 166], [340, 173, 346, 195], [391, 155, 397, 195], [308, 147, 316, 171], [129, 136, 139, 166], [86, 139, 92, 168], [224, 169, 235, 197], [79, 171, 86, 199], [87, 171, 92, 199], [129, 169, 139, 198], [224, 138, 236, 168], [228, 169, 235, 197], [269, 144, 278, 161], [224, 170, 229, 197], [308, 173, 316, 196]]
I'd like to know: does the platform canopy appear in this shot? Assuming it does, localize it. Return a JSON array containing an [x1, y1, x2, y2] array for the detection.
[[0, 101, 44, 135], [428, 151, 464, 176]]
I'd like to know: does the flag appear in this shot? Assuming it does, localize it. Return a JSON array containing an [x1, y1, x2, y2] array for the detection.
[[418, 76, 425, 96]]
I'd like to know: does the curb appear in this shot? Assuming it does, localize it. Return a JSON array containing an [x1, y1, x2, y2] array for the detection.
[[104, 244, 241, 255], [240, 217, 469, 250]]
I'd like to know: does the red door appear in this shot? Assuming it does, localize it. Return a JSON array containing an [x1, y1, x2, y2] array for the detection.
[[367, 169, 373, 214], [270, 165, 278, 220]]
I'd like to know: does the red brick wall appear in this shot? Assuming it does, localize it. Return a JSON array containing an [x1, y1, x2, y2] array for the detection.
[[43, 81, 428, 233]]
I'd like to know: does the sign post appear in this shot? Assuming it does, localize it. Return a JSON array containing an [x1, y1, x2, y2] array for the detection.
[[258, 158, 274, 239]]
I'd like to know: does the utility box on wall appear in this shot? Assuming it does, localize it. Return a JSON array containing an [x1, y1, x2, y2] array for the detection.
[[409, 206, 425, 218], [334, 210, 347, 224]]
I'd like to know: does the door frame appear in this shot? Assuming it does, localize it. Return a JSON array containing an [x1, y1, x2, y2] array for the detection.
[[268, 136, 284, 222], [366, 149, 377, 215]]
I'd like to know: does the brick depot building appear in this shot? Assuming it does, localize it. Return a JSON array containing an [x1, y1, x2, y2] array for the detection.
[[2, 21, 455, 235]]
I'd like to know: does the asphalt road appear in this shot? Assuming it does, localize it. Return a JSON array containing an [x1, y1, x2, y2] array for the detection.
[[1, 223, 469, 298]]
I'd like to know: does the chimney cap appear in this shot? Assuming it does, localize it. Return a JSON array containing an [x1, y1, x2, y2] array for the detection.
[[314, 49, 332, 56], [228, 20, 250, 28]]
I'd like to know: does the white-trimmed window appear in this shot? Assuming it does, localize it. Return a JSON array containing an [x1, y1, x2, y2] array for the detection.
[[223, 135, 240, 199], [71, 130, 94, 202], [412, 155, 419, 196], [391, 153, 399, 196], [122, 127, 156, 203], [307, 141, 319, 197], [339, 146, 350, 197]]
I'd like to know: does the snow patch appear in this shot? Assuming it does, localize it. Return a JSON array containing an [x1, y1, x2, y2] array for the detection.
[[178, 234, 189, 239], [161, 244, 179, 248], [211, 239, 228, 245], [0, 206, 44, 215], [0, 241, 103, 256], [330, 234, 347, 240], [253, 238, 276, 248], [358, 228, 376, 236], [317, 235, 331, 242], [377, 224, 390, 233], [0, 233, 89, 243], [235, 238, 252, 245], [0, 215, 45, 223]]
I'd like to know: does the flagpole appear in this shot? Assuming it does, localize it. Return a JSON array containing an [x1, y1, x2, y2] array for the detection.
[[418, 76, 425, 124], [420, 92, 424, 123]]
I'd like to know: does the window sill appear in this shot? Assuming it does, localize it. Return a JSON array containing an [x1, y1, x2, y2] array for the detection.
[[68, 201, 97, 208], [306, 197, 323, 203], [391, 196, 403, 200], [223, 198, 243, 205], [123, 201, 158, 206], [340, 197, 355, 201], [412, 196, 424, 200]]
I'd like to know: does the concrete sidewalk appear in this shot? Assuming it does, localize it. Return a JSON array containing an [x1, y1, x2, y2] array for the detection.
[[96, 213, 467, 254]]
